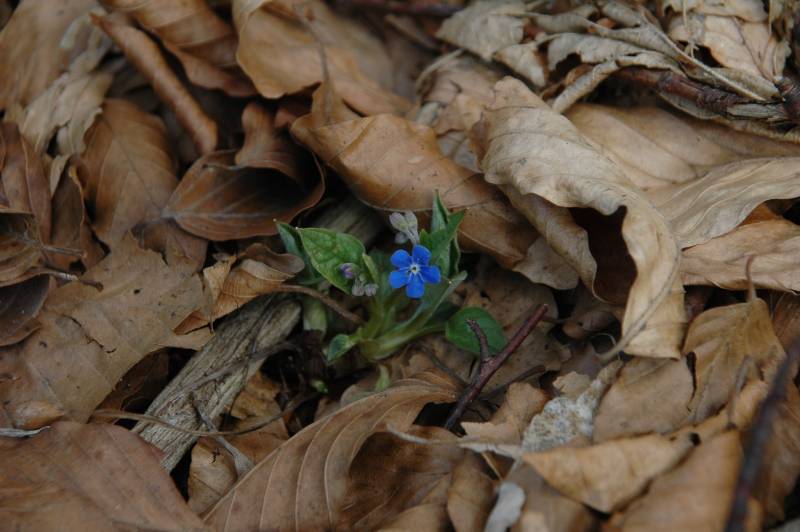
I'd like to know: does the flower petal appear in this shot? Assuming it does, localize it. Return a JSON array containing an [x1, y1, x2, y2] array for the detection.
[[411, 244, 431, 265], [419, 265, 441, 285], [389, 270, 408, 289], [391, 249, 412, 268], [406, 274, 425, 298]]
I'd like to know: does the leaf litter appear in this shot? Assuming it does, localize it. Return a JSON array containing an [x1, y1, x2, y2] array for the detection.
[[2, 0, 800, 530]]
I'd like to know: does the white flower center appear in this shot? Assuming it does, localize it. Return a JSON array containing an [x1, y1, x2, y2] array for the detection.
[[409, 264, 420, 275]]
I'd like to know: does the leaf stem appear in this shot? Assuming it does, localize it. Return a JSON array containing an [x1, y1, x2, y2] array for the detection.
[[444, 304, 549, 430], [274, 285, 364, 325]]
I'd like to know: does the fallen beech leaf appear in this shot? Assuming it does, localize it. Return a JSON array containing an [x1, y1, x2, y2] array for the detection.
[[461, 382, 547, 445], [663, 0, 767, 21], [0, 0, 97, 110], [523, 433, 694, 513], [682, 298, 784, 424], [0, 212, 44, 285], [97, 351, 170, 414], [567, 104, 800, 191], [291, 85, 538, 272], [0, 275, 48, 347], [494, 42, 547, 88], [188, 372, 288, 514], [593, 357, 693, 441], [94, 12, 218, 154], [0, 122, 51, 241], [682, 219, 800, 291], [340, 426, 465, 530], [436, 0, 525, 61], [233, 0, 408, 115], [49, 164, 104, 271], [101, 0, 255, 96], [80, 98, 177, 248], [0, 421, 205, 530], [165, 149, 323, 240], [133, 218, 208, 271], [478, 77, 685, 358], [648, 158, 800, 248], [204, 372, 458, 531], [0, 235, 204, 427], [668, 11, 788, 81], [608, 431, 759, 531], [447, 454, 495, 532]]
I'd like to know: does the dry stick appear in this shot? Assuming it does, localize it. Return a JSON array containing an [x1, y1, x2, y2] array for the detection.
[[724, 338, 800, 532], [444, 304, 549, 430]]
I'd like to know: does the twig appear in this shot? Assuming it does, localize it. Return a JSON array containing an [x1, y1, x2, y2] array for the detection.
[[724, 338, 800, 532], [273, 284, 364, 325], [444, 304, 549, 430], [334, 0, 462, 17]]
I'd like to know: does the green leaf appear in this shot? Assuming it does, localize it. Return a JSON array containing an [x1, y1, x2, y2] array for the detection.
[[431, 192, 449, 232], [362, 252, 379, 284], [326, 332, 359, 362], [301, 296, 327, 335], [277, 223, 323, 286], [420, 210, 464, 278], [298, 228, 366, 292], [446, 307, 507, 356]]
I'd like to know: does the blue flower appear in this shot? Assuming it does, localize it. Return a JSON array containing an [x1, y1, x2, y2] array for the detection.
[[389, 244, 441, 299]]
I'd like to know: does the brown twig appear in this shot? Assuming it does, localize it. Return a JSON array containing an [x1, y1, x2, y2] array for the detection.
[[274, 284, 364, 325], [444, 304, 549, 430], [334, 0, 462, 17], [724, 338, 800, 532]]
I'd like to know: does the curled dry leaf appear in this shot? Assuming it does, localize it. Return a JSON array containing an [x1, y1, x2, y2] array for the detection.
[[0, 235, 204, 428], [177, 243, 303, 333], [0, 0, 97, 110], [608, 431, 759, 531], [682, 219, 800, 291], [80, 98, 177, 248], [100, 0, 255, 97], [340, 426, 465, 530], [0, 275, 49, 347], [0, 212, 44, 286], [435, 0, 526, 61], [446, 454, 495, 532], [0, 421, 205, 531], [133, 218, 208, 272], [478, 77, 685, 358], [233, 0, 408, 116], [94, 12, 218, 154], [164, 149, 323, 241], [523, 433, 694, 513], [461, 382, 548, 446], [204, 372, 458, 531], [291, 84, 538, 272]]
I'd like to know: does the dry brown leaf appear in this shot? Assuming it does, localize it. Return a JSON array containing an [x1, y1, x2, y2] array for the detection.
[[133, 218, 208, 271], [0, 235, 204, 428], [682, 219, 800, 291], [608, 431, 760, 531], [593, 357, 693, 441], [101, 0, 255, 96], [0, 0, 98, 110], [566, 104, 800, 191], [94, 12, 218, 154], [478, 77, 685, 358], [177, 243, 302, 332], [436, 0, 525, 61], [292, 84, 539, 272], [0, 212, 44, 286], [188, 371, 289, 514], [523, 433, 694, 513], [0, 275, 48, 347], [233, 0, 408, 116], [204, 372, 458, 531], [165, 149, 323, 240], [0, 421, 205, 530], [0, 122, 51, 242], [648, 158, 800, 248], [668, 11, 788, 81], [682, 298, 784, 424], [79, 98, 177, 248], [447, 454, 495, 532], [494, 42, 547, 88], [461, 382, 548, 445], [341, 426, 465, 530], [97, 350, 170, 414]]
